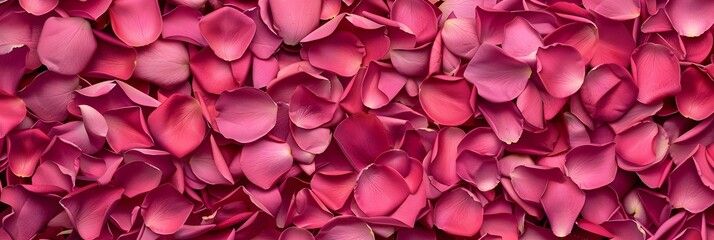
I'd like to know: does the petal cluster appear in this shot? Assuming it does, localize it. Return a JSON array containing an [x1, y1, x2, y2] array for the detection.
[[1, 0, 714, 239]]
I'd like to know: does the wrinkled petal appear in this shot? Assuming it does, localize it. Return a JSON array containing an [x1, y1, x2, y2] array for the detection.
[[464, 44, 532, 103], [199, 7, 255, 61], [37, 17, 96, 75], [215, 88, 278, 143]]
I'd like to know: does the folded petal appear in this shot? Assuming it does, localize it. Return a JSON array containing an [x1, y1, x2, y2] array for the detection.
[[334, 113, 390, 169], [675, 66, 714, 120], [354, 164, 410, 216], [543, 22, 598, 62], [60, 184, 124, 239], [456, 151, 500, 191], [246, 9, 282, 59], [37, 17, 96, 75], [361, 62, 408, 109], [565, 143, 617, 190], [419, 75, 473, 126], [8, 129, 50, 177], [199, 7, 255, 61], [18, 71, 78, 122], [666, 0, 714, 37], [162, 6, 207, 46], [20, 0, 58, 16], [82, 31, 137, 80], [583, 0, 640, 20], [59, 0, 112, 20], [631, 43, 681, 104], [215, 88, 278, 143], [510, 165, 562, 202], [441, 18, 480, 58], [581, 64, 638, 121], [536, 44, 586, 98], [134, 40, 190, 88], [189, 135, 234, 185], [668, 158, 714, 213], [109, 0, 163, 46], [390, 45, 430, 77], [142, 184, 193, 235], [458, 127, 504, 157], [478, 100, 525, 144], [289, 86, 338, 129], [615, 121, 669, 171], [311, 172, 358, 211], [104, 106, 154, 152], [240, 139, 293, 189], [0, 46, 29, 93], [315, 216, 374, 240], [428, 127, 466, 186], [391, 0, 438, 45], [592, 16, 636, 67], [305, 31, 365, 77], [464, 44, 532, 103], [433, 188, 484, 237], [269, 0, 322, 45], [541, 177, 586, 237], [111, 161, 161, 198], [1, 185, 64, 240], [0, 92, 26, 138], [280, 227, 315, 240]]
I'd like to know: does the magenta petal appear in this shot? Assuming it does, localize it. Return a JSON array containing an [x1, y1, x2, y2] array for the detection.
[[8, 129, 50, 177], [162, 6, 207, 46], [311, 172, 358, 211], [631, 43, 681, 104], [666, 0, 714, 37], [215, 88, 278, 143], [305, 31, 365, 77], [199, 7, 255, 61], [246, 9, 282, 59], [428, 127, 466, 186], [478, 100, 525, 144], [543, 22, 598, 62], [536, 44, 585, 98], [390, 45, 430, 77], [59, 0, 112, 20], [0, 92, 26, 138], [134, 40, 190, 89], [148, 94, 206, 158], [289, 86, 338, 129], [37, 17, 96, 75], [362, 62, 408, 109], [189, 135, 234, 185], [0, 46, 29, 93], [170, 0, 208, 8], [502, 17, 542, 60], [19, 0, 58, 16], [433, 188, 484, 237], [540, 177, 586, 237], [565, 143, 617, 190], [112, 161, 161, 198], [582, 0, 640, 20], [615, 121, 669, 171], [1, 185, 63, 240], [18, 71, 78, 122], [675, 66, 714, 120], [456, 151, 500, 191], [142, 184, 193, 235], [334, 114, 390, 169], [189, 48, 241, 95], [510, 165, 561, 202], [315, 216, 374, 240], [268, 0, 321, 46], [441, 18, 480, 59], [240, 138, 293, 189], [419, 75, 473, 126], [464, 44, 532, 103], [581, 64, 638, 121], [592, 16, 636, 67], [354, 164, 410, 216], [582, 187, 620, 224], [391, 0, 438, 45], [109, 0, 163, 46], [668, 158, 714, 213], [458, 127, 504, 157], [60, 184, 124, 239], [280, 227, 315, 240], [104, 106, 155, 152], [82, 31, 137, 80]]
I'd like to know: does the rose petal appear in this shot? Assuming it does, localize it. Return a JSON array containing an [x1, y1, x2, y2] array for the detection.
[[19, 0, 58, 16], [419, 75, 473, 126], [615, 121, 669, 171], [1, 185, 63, 240], [82, 31, 137, 80], [215, 88, 278, 143], [565, 143, 617, 190], [0, 92, 26, 138], [134, 40, 190, 89], [541, 177, 586, 237], [289, 86, 338, 129], [305, 31, 365, 77], [315, 216, 374, 240], [280, 227, 315, 240], [631, 43, 681, 104], [60, 184, 124, 239], [582, 0, 640, 20], [543, 22, 598, 62], [199, 7, 256, 61], [18, 71, 78, 122], [37, 17, 96, 75], [592, 16, 636, 67], [391, 0, 438, 45], [334, 114, 390, 169], [109, 0, 163, 46], [189, 135, 234, 185], [59, 0, 112, 20], [8, 129, 50, 177], [269, 0, 322, 45], [502, 17, 542, 60], [111, 161, 162, 198], [104, 106, 155, 152], [433, 188, 484, 237], [456, 151, 500, 191], [428, 127, 466, 186], [361, 62, 408, 109], [478, 100, 525, 144], [668, 158, 714, 213], [142, 184, 193, 235], [666, 0, 714, 37], [0, 46, 29, 93], [464, 44, 532, 103], [354, 164, 410, 216], [536, 44, 586, 98], [441, 18, 480, 59], [240, 138, 293, 189], [675, 66, 714, 120], [162, 6, 207, 46], [581, 64, 638, 121]]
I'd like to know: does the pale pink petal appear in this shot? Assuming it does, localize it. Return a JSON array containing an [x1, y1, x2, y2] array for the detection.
[[354, 164, 410, 216], [433, 188, 484, 237], [134, 40, 190, 89], [583, 0, 640, 20], [59, 0, 112, 20], [199, 7, 256, 61], [675, 66, 714, 120], [141, 184, 193, 235], [456, 151, 500, 191], [464, 44, 532, 103], [162, 6, 207, 46], [111, 161, 161, 198], [428, 127, 466, 186], [289, 86, 338, 129], [391, 0, 438, 45], [240, 138, 293, 189], [615, 121, 669, 171], [305, 31, 365, 77], [104, 106, 155, 152], [8, 129, 50, 177], [0, 92, 26, 138], [215, 88, 278, 143], [666, 0, 714, 37], [269, 0, 322, 45], [478, 100, 524, 144], [543, 22, 598, 62], [541, 177, 586, 237], [109, 0, 162, 46], [60, 184, 124, 239], [441, 18, 480, 58], [82, 31, 137, 80], [565, 143, 617, 190], [37, 17, 96, 75], [334, 114, 390, 169], [581, 64, 638, 121], [668, 158, 714, 213], [631, 43, 681, 104], [19, 0, 58, 16], [315, 216, 374, 240], [419, 75, 473, 126], [148, 94, 206, 157], [536, 44, 586, 98], [189, 135, 234, 185]]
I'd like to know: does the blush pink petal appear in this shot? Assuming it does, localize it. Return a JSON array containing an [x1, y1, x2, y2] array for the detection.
[[565, 143, 617, 190], [433, 188, 484, 237], [59, 184, 124, 240], [668, 158, 714, 213], [134, 40, 190, 89], [354, 164, 410, 217], [37, 17, 96, 75], [541, 176, 585, 237], [240, 139, 293, 189], [441, 18, 480, 59], [361, 62, 408, 109], [675, 66, 714, 120], [215, 88, 278, 143], [109, 0, 163, 46], [615, 121, 669, 171], [456, 151, 500, 191], [162, 6, 207, 46], [582, 0, 640, 20], [305, 31, 365, 77], [631, 43, 682, 104], [148, 94, 206, 158], [478, 100, 525, 144], [516, 82, 546, 130], [464, 44, 532, 103], [315, 216, 374, 240], [18, 71, 78, 122], [0, 92, 26, 138], [111, 161, 162, 198], [269, 0, 322, 45], [170, 0, 207, 8], [289, 86, 338, 129], [666, 0, 714, 37], [142, 184, 193, 235], [334, 114, 390, 169], [581, 64, 638, 121], [543, 22, 598, 62], [419, 75, 473, 126], [391, 0, 438, 45], [103, 106, 155, 152], [199, 7, 255, 61], [536, 44, 586, 98], [428, 127, 466, 186], [189, 135, 234, 185], [8, 129, 50, 177], [59, 0, 112, 20], [608, 102, 663, 134], [19, 0, 58, 16], [82, 31, 137, 80]]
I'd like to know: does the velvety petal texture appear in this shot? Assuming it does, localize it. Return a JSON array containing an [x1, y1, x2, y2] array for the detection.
[[464, 44, 532, 103], [37, 17, 96, 75], [199, 7, 256, 61], [215, 88, 278, 143]]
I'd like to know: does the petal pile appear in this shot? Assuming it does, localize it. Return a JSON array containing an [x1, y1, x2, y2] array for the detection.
[[1, 0, 714, 239]]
